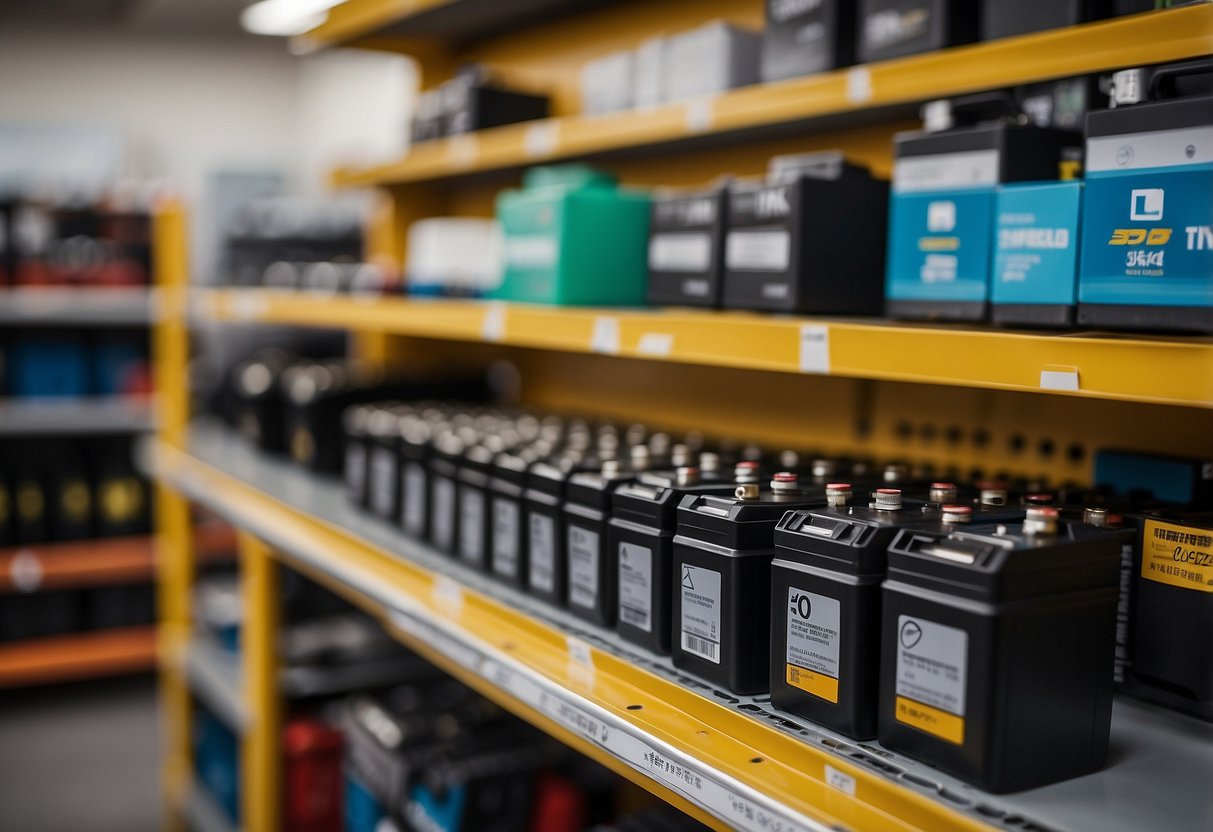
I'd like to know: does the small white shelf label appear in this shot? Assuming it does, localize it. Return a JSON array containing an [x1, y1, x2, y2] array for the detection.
[[591, 316, 621, 354], [524, 122, 559, 158], [637, 332, 674, 357], [1040, 367, 1080, 391], [799, 324, 831, 374]]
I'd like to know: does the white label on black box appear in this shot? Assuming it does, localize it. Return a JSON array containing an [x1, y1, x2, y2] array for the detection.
[[785, 587, 841, 704], [527, 513, 556, 590], [458, 487, 485, 564], [895, 616, 966, 712], [369, 446, 396, 517], [618, 542, 654, 632], [680, 564, 721, 663], [344, 443, 366, 497], [649, 232, 712, 273], [431, 476, 455, 549], [725, 229, 790, 272], [491, 499, 519, 573], [402, 463, 427, 535], [567, 525, 600, 610], [893, 150, 1000, 193]]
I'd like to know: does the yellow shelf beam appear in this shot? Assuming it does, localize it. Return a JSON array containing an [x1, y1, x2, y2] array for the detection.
[[329, 5, 1213, 186], [198, 290, 1213, 408], [239, 532, 282, 832]]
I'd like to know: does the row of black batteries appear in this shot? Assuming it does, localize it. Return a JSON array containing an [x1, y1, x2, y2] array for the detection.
[[340, 403, 1210, 794]]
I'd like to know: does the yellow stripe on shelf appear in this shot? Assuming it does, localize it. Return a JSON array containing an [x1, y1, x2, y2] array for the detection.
[[196, 290, 1213, 408]]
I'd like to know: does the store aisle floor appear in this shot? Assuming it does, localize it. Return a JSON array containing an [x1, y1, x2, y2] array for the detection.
[[0, 675, 160, 832]]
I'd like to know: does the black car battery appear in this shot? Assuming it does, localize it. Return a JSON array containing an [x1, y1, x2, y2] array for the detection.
[[0, 590, 82, 642], [10, 444, 50, 545], [672, 472, 826, 694], [856, 0, 980, 63], [1016, 75, 1108, 133], [400, 410, 443, 540], [91, 437, 150, 537], [86, 582, 156, 629], [521, 453, 591, 601], [343, 404, 373, 508], [456, 441, 501, 571], [48, 440, 92, 541], [487, 445, 546, 587], [367, 404, 409, 522], [877, 507, 1126, 792], [441, 68, 550, 137], [982, 0, 1111, 40], [609, 466, 738, 654], [231, 349, 293, 453], [770, 487, 1022, 739], [563, 458, 641, 627], [428, 429, 471, 556], [722, 152, 888, 315], [282, 361, 355, 474], [647, 185, 728, 308], [1125, 511, 1213, 721], [762, 0, 857, 82]]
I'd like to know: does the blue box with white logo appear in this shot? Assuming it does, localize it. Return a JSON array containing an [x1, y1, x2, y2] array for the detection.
[[1078, 64, 1213, 333], [885, 115, 1079, 322], [991, 180, 1083, 327]]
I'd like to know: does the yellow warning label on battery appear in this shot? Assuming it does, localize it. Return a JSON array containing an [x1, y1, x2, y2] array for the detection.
[[895, 696, 965, 745], [786, 664, 839, 703], [1141, 519, 1213, 593]]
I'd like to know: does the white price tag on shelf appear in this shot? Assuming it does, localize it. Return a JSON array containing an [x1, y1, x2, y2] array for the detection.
[[846, 66, 873, 104], [799, 324, 830, 374], [481, 302, 507, 342], [684, 96, 715, 133], [825, 764, 856, 797], [432, 575, 464, 615], [566, 635, 594, 668], [386, 609, 481, 674], [637, 332, 674, 357], [591, 316, 621, 354], [446, 134, 479, 168], [9, 550, 42, 593], [524, 122, 559, 158], [1040, 366, 1080, 391], [231, 292, 267, 321]]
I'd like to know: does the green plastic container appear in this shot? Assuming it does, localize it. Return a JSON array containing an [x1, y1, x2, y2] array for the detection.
[[494, 165, 651, 305]]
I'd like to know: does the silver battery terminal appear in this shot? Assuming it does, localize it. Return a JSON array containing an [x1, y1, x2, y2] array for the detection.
[[771, 471, 800, 494], [874, 488, 903, 511], [676, 467, 700, 487], [941, 504, 973, 524], [929, 482, 958, 504], [1024, 506, 1060, 537], [825, 482, 852, 508], [735, 482, 760, 501], [1082, 507, 1109, 528]]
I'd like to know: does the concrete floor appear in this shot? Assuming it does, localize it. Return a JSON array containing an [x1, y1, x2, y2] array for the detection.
[[0, 674, 161, 832]]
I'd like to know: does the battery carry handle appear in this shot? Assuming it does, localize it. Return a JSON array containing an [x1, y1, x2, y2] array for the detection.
[[1147, 58, 1213, 101], [947, 91, 1022, 127]]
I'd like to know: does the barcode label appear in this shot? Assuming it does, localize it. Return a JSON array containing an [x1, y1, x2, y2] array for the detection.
[[682, 633, 718, 661]]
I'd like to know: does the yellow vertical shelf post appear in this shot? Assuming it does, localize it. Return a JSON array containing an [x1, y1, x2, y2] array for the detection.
[[240, 532, 282, 832], [151, 199, 196, 829]]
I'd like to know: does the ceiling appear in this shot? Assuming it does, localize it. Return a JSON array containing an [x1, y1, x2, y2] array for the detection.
[[0, 0, 255, 35]]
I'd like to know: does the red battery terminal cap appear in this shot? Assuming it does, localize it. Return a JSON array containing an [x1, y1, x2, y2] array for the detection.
[[931, 482, 956, 489], [874, 488, 903, 510], [1024, 506, 1060, 536], [825, 483, 852, 507], [941, 504, 973, 523], [771, 471, 800, 492], [1025, 493, 1054, 505], [734, 460, 760, 483]]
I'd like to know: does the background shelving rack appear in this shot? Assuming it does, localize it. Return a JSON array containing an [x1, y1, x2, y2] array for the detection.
[[150, 3, 1213, 831]]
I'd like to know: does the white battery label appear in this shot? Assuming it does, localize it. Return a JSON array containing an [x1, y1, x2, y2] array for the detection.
[[648, 232, 712, 272], [504, 234, 557, 269], [369, 446, 395, 517], [491, 499, 520, 575], [527, 513, 556, 590], [618, 542, 653, 632], [894, 615, 968, 745], [344, 442, 366, 497], [402, 463, 427, 535], [430, 476, 455, 550], [567, 525, 600, 611], [724, 229, 790, 272], [458, 486, 484, 565], [785, 587, 841, 704], [680, 565, 721, 663]]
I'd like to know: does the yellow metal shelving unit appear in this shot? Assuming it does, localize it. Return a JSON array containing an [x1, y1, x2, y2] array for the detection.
[[151, 3, 1213, 831]]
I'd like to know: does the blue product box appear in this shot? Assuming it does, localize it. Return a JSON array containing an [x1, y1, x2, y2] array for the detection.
[[194, 708, 240, 822], [7, 335, 89, 398], [991, 180, 1083, 327], [345, 770, 386, 832]]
